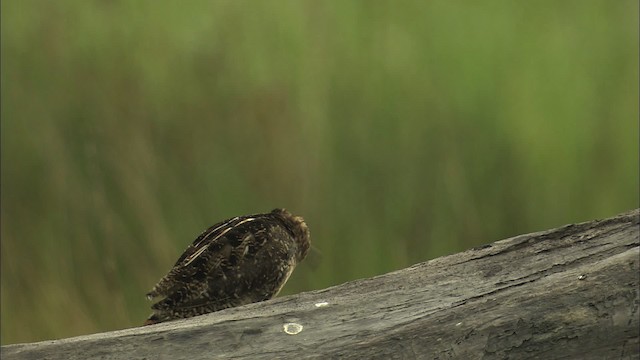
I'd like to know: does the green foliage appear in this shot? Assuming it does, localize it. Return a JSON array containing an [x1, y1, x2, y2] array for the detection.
[[1, 0, 637, 344]]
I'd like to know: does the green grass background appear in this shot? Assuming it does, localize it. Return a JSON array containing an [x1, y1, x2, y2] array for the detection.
[[1, 0, 638, 344]]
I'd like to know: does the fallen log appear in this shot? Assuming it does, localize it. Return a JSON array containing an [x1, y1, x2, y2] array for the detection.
[[3, 209, 639, 359]]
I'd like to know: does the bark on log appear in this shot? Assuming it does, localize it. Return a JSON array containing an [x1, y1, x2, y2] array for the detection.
[[2, 209, 639, 360]]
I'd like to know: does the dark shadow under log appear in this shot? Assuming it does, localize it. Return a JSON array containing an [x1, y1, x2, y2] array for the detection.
[[3, 209, 639, 359]]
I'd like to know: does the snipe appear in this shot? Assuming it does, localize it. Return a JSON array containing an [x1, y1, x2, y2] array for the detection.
[[145, 208, 310, 325]]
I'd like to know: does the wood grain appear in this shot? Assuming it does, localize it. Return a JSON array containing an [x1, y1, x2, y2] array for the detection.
[[3, 209, 638, 360]]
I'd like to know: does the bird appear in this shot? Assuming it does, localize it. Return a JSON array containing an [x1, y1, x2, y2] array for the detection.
[[144, 208, 311, 325]]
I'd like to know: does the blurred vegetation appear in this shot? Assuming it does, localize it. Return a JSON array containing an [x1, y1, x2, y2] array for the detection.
[[1, 0, 638, 345]]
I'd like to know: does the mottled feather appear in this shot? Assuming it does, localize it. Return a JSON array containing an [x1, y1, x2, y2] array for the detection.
[[145, 208, 310, 325]]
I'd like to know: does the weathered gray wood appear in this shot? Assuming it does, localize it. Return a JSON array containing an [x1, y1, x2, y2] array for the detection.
[[3, 209, 639, 360]]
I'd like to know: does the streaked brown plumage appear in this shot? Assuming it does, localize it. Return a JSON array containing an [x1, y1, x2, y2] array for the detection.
[[145, 208, 310, 325]]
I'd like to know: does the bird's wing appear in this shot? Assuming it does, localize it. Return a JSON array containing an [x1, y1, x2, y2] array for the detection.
[[151, 227, 288, 313], [146, 215, 250, 299]]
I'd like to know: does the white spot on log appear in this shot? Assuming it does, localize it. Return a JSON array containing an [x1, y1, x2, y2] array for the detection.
[[283, 322, 303, 335], [314, 301, 329, 308]]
